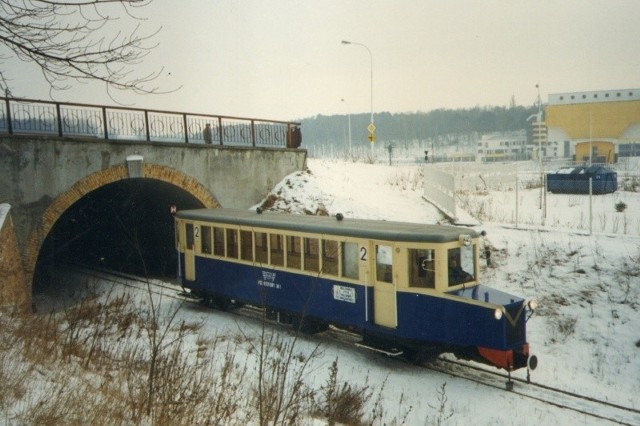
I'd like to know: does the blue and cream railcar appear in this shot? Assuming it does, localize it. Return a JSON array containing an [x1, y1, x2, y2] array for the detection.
[[174, 208, 536, 372]]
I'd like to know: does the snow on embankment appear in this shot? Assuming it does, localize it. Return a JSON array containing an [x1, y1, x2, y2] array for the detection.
[[253, 159, 447, 224]]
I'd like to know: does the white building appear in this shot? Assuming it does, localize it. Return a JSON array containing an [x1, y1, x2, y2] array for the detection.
[[476, 131, 529, 162]]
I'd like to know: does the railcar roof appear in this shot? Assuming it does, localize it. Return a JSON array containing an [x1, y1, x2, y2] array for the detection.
[[176, 208, 478, 243]]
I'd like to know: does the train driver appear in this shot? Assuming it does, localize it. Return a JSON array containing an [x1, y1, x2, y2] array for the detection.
[[448, 258, 473, 286]]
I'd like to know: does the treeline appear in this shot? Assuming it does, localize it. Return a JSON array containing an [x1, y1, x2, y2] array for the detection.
[[300, 105, 538, 149]]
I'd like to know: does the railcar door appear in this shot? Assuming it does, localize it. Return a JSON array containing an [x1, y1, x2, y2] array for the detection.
[[184, 222, 196, 281], [372, 243, 397, 328]]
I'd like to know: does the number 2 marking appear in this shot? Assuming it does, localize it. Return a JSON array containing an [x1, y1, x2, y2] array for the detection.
[[360, 246, 367, 261]]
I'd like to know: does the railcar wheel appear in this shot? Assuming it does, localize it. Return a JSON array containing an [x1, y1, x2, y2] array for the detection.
[[403, 347, 439, 365], [202, 297, 216, 308], [292, 315, 328, 335], [216, 297, 231, 311], [266, 308, 278, 321]]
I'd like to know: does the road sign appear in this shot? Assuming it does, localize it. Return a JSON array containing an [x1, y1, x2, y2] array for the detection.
[[367, 123, 376, 134], [368, 132, 376, 142]]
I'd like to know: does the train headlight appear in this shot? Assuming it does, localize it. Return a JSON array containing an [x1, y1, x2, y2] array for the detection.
[[527, 299, 538, 311], [493, 308, 503, 320], [459, 234, 472, 246]]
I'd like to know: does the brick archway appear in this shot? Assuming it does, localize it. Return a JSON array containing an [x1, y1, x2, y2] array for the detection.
[[23, 163, 219, 301]]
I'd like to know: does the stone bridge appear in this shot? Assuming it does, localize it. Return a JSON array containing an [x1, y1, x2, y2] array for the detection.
[[0, 98, 306, 310]]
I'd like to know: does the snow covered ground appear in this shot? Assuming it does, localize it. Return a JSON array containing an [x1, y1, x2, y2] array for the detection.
[[245, 157, 640, 424], [6, 157, 639, 424]]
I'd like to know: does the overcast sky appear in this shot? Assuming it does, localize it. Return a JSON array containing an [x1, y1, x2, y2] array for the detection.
[[6, 0, 640, 121]]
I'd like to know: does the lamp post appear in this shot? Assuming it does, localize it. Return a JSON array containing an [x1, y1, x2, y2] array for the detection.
[[589, 111, 593, 167], [341, 98, 352, 155], [536, 83, 542, 165], [341, 40, 375, 146]]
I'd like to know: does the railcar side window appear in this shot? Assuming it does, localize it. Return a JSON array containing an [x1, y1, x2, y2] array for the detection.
[[201, 226, 212, 255], [409, 248, 435, 288], [341, 242, 359, 279], [303, 237, 319, 272], [185, 223, 194, 250], [322, 240, 339, 276], [213, 227, 225, 256], [226, 229, 238, 259], [286, 235, 301, 269], [270, 234, 284, 266], [447, 246, 475, 286], [240, 230, 253, 261], [376, 245, 393, 283], [255, 232, 268, 264]]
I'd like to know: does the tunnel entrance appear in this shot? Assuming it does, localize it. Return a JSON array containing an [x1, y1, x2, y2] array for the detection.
[[33, 178, 205, 297]]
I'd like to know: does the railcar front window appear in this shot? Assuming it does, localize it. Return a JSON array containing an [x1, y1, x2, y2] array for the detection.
[[341, 242, 359, 279], [409, 248, 435, 288], [376, 245, 393, 283], [447, 245, 476, 287]]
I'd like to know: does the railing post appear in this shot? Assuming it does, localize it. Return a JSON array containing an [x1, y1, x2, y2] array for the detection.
[[183, 113, 189, 143], [144, 110, 150, 142], [56, 103, 63, 137], [5, 98, 13, 135], [102, 107, 109, 140], [251, 119, 256, 147], [218, 117, 223, 146]]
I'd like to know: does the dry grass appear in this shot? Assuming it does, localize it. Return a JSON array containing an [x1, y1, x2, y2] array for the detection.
[[0, 285, 410, 425]]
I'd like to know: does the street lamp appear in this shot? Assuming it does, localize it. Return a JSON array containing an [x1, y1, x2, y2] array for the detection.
[[341, 98, 352, 155], [341, 40, 375, 145]]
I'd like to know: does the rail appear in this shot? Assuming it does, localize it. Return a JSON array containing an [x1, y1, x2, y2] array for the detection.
[[0, 97, 302, 148]]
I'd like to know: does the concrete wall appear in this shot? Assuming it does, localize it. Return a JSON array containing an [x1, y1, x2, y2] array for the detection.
[[0, 135, 306, 249], [0, 134, 306, 309]]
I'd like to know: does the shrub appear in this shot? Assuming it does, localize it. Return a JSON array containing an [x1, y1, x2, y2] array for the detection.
[[615, 201, 627, 212], [317, 358, 372, 425]]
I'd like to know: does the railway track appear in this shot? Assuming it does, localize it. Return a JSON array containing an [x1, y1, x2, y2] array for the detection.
[[69, 265, 640, 425], [425, 354, 640, 425]]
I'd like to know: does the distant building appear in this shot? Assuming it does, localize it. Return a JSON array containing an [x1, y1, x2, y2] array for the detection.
[[545, 88, 640, 163], [476, 131, 530, 162]]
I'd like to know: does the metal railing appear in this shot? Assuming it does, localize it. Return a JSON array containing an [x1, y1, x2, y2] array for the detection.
[[0, 97, 302, 148]]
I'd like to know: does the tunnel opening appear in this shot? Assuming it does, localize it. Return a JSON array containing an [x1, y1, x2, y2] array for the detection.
[[33, 178, 204, 298]]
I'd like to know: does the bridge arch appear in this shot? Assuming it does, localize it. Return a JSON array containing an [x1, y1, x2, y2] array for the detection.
[[24, 163, 220, 297]]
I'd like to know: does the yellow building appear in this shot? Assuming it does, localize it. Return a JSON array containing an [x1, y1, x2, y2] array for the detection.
[[545, 89, 640, 163]]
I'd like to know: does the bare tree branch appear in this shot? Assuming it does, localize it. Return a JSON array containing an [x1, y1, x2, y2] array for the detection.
[[0, 0, 176, 99]]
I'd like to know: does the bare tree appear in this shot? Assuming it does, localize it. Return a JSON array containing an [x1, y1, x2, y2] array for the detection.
[[0, 0, 171, 98]]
